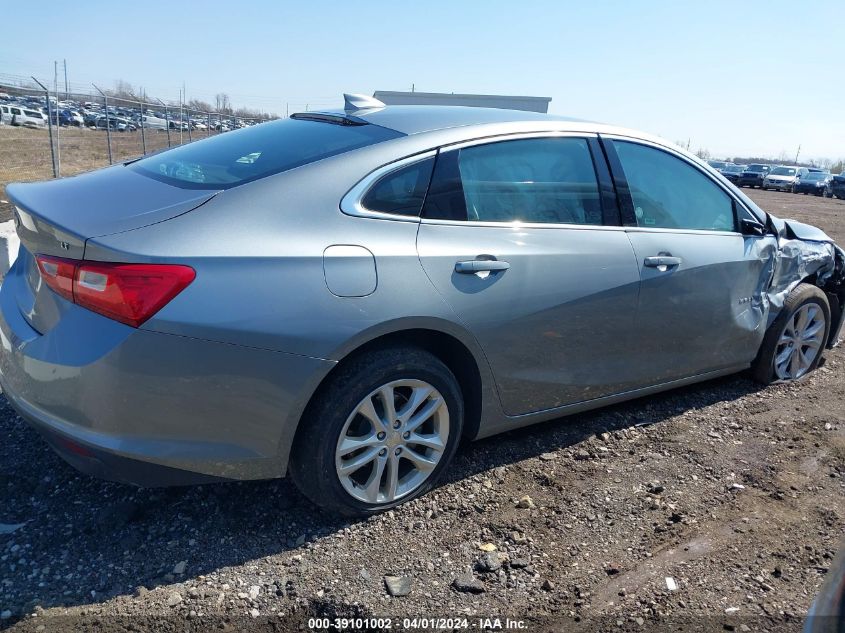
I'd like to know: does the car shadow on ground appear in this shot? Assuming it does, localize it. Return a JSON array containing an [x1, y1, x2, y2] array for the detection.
[[0, 372, 763, 615]]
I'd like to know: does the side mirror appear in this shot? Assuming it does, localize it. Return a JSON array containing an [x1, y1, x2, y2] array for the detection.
[[741, 218, 767, 237]]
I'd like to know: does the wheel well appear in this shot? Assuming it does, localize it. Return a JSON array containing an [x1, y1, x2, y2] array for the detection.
[[297, 329, 483, 446]]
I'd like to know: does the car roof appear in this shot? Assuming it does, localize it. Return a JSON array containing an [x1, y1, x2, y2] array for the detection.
[[310, 105, 588, 136]]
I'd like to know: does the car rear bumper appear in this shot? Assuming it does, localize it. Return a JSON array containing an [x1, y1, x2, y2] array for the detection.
[[0, 257, 334, 486]]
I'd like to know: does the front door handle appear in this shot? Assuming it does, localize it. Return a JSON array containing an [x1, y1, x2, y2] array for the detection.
[[644, 255, 682, 269], [455, 259, 511, 274]]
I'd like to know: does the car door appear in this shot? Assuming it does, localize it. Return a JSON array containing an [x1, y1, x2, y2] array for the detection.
[[602, 137, 777, 385], [416, 134, 643, 416]]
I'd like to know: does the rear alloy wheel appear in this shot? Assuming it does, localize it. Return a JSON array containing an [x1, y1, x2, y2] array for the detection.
[[752, 283, 830, 383], [290, 347, 463, 516], [335, 379, 449, 505]]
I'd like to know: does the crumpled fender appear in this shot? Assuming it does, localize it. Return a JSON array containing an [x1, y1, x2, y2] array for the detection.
[[764, 214, 845, 347]]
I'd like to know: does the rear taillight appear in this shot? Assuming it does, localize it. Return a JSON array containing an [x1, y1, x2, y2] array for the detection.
[[35, 255, 75, 302], [36, 255, 195, 327]]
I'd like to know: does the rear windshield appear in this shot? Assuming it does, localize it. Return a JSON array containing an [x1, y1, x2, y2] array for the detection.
[[128, 117, 404, 189]]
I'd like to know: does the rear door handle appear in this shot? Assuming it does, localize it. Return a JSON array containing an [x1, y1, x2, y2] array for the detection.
[[644, 256, 682, 269], [455, 259, 511, 274]]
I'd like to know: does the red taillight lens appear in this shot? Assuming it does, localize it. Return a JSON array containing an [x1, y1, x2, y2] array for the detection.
[[35, 255, 76, 301], [35, 255, 195, 328], [74, 261, 196, 327]]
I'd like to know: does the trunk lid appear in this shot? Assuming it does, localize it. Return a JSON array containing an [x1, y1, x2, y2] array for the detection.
[[6, 165, 219, 333], [7, 164, 219, 258]]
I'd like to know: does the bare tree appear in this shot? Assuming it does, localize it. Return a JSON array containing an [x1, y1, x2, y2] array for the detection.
[[113, 79, 134, 99], [214, 93, 231, 114], [188, 99, 212, 112]]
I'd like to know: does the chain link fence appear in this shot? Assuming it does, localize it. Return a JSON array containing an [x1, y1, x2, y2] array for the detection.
[[0, 81, 275, 220]]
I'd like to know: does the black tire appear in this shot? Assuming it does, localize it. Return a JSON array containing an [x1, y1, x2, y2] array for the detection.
[[751, 283, 830, 384], [290, 346, 464, 516]]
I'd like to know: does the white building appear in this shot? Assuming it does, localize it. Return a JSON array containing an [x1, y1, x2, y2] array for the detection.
[[373, 91, 551, 113]]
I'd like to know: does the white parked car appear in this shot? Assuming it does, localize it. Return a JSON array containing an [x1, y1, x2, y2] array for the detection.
[[1, 105, 46, 128], [762, 166, 809, 191], [139, 114, 168, 130]]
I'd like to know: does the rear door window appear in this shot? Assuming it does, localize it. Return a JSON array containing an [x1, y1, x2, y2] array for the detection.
[[423, 137, 603, 224], [128, 117, 404, 189]]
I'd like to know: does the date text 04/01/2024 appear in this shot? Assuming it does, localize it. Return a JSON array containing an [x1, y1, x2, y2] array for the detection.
[[307, 617, 528, 630]]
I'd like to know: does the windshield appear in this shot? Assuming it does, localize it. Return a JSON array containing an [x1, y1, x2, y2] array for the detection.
[[129, 117, 404, 189], [708, 161, 728, 169], [770, 167, 796, 176], [802, 172, 827, 181], [723, 165, 744, 173], [748, 164, 769, 171]]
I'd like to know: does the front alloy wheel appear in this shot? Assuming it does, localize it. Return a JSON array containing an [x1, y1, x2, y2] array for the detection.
[[773, 303, 826, 380], [752, 283, 830, 384]]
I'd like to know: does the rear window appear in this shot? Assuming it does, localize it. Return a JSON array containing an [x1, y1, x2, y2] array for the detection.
[[128, 117, 404, 189]]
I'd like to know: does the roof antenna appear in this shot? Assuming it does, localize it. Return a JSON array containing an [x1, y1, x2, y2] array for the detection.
[[344, 93, 385, 112]]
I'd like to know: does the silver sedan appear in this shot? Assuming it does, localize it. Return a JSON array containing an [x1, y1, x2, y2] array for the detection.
[[1, 95, 843, 515]]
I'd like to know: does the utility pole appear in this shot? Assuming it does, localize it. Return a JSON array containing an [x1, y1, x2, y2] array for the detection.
[[179, 85, 184, 144], [131, 91, 146, 155], [53, 61, 61, 175], [32, 77, 57, 177], [63, 59, 68, 100], [157, 98, 171, 147], [794, 145, 801, 165], [93, 84, 113, 165]]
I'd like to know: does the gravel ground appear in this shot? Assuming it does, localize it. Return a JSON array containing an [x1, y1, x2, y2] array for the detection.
[[1, 188, 844, 632]]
